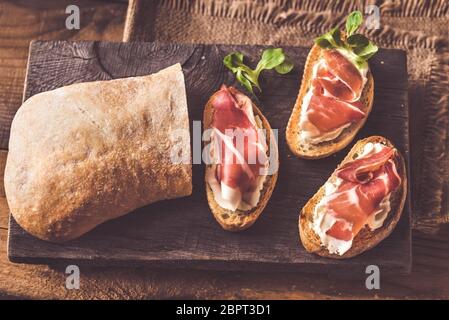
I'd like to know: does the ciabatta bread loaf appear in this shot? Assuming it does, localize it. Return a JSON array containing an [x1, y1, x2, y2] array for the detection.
[[5, 64, 192, 242]]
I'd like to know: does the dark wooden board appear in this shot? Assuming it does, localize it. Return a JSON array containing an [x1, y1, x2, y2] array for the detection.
[[8, 40, 411, 273]]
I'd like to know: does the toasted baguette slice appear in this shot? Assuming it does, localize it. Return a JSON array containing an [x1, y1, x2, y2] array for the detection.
[[203, 93, 278, 231], [299, 136, 407, 258], [286, 44, 375, 159]]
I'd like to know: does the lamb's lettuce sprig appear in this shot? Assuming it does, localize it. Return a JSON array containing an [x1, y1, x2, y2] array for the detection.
[[314, 11, 378, 67], [223, 48, 294, 94]]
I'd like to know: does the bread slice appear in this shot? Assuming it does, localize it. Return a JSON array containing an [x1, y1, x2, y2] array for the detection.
[[299, 136, 407, 258], [203, 92, 278, 231], [286, 44, 375, 159]]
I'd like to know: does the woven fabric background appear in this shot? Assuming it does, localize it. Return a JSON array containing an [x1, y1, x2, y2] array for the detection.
[[124, 0, 449, 233]]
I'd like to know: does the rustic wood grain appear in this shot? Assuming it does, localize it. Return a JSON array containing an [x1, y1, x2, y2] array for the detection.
[[123, 0, 156, 42], [0, 0, 127, 150], [7, 40, 411, 274]]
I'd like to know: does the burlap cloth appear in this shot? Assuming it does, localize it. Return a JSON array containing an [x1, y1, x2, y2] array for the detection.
[[123, 0, 449, 233]]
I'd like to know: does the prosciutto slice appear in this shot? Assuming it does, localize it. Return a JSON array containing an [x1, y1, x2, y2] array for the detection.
[[321, 50, 364, 102], [316, 65, 356, 102], [323, 146, 401, 241], [336, 147, 395, 183], [301, 49, 367, 140], [306, 92, 365, 133], [209, 85, 268, 210]]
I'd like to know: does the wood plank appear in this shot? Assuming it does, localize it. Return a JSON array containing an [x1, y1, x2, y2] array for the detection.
[[7, 40, 411, 273], [0, 0, 127, 150], [123, 0, 157, 42]]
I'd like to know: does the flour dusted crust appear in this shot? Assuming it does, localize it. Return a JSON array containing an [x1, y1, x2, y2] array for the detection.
[[299, 136, 407, 258], [5, 64, 192, 242], [286, 44, 374, 159], [203, 93, 278, 231]]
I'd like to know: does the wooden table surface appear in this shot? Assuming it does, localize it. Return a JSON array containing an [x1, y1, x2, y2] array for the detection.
[[0, 0, 448, 300]]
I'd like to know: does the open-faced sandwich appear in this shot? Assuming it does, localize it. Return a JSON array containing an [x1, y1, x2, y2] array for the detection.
[[203, 85, 278, 231], [299, 136, 407, 258], [287, 11, 378, 159]]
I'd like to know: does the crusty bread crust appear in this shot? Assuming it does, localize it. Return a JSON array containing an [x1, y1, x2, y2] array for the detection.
[[286, 44, 374, 159], [203, 92, 278, 231], [299, 136, 407, 258], [5, 64, 192, 242]]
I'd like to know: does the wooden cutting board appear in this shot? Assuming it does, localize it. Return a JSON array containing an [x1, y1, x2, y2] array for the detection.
[[8, 40, 411, 273]]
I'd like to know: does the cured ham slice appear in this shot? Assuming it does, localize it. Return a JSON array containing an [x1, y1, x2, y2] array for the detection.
[[321, 50, 364, 102], [315, 62, 358, 102], [300, 49, 367, 141], [211, 86, 255, 132], [306, 94, 365, 133], [208, 85, 268, 210], [323, 146, 401, 241], [336, 147, 395, 183]]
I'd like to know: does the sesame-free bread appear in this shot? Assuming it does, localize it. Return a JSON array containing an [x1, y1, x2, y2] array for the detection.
[[299, 136, 407, 258], [286, 45, 374, 159], [203, 91, 278, 231], [5, 64, 192, 242]]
